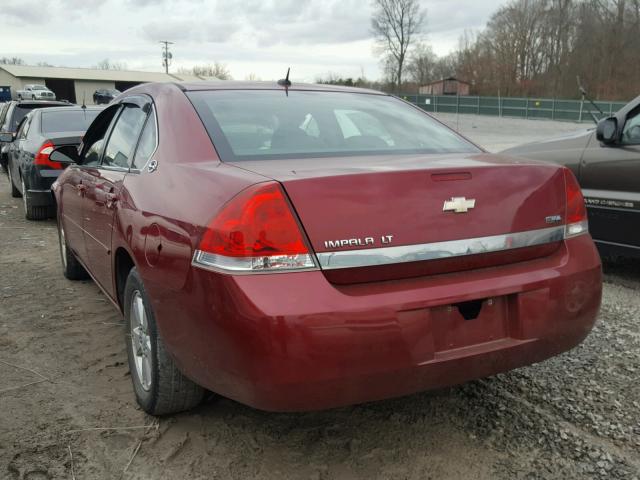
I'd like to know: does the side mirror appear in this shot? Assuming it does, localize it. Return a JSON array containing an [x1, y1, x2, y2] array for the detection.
[[50, 145, 80, 165], [0, 132, 15, 143], [596, 117, 618, 145]]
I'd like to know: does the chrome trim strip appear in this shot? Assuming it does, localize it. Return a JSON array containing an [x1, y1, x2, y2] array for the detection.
[[316, 226, 566, 270]]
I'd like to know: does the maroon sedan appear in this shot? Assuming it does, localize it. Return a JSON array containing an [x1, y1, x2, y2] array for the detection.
[[50, 82, 602, 415]]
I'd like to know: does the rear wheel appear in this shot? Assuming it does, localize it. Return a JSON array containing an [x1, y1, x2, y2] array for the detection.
[[7, 162, 20, 198], [31, 95, 35, 100], [21, 176, 52, 220], [124, 268, 205, 415], [57, 218, 89, 280]]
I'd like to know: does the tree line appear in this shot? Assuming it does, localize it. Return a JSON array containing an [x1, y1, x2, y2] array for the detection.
[[451, 0, 640, 100], [319, 0, 640, 100]]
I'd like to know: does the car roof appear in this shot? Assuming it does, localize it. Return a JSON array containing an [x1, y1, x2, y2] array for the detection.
[[13, 100, 72, 107], [175, 81, 386, 96], [38, 106, 103, 113]]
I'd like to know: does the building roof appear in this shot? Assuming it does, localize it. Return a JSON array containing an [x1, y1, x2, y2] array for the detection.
[[422, 77, 470, 87], [0, 64, 204, 83]]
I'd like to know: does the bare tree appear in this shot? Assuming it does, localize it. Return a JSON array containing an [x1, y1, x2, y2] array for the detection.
[[95, 58, 127, 70], [189, 63, 232, 80], [407, 43, 438, 85], [0, 57, 25, 65], [371, 0, 425, 91]]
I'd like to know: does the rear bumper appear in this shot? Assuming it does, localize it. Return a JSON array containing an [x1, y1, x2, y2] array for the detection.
[[151, 234, 601, 412], [24, 167, 60, 207]]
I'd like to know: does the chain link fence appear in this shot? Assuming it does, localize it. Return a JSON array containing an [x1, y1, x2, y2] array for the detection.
[[400, 94, 628, 123]]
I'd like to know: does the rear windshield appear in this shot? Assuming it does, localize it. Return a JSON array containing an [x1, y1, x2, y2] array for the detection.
[[41, 110, 100, 134], [187, 90, 480, 161], [8, 104, 67, 131]]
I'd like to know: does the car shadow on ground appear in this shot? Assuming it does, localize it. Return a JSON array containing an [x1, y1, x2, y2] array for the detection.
[[601, 255, 640, 288]]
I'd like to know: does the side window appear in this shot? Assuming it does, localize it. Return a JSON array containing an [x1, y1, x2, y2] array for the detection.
[[17, 116, 30, 139], [102, 104, 148, 169], [0, 104, 7, 127], [131, 109, 157, 169], [81, 105, 121, 168], [622, 110, 640, 145]]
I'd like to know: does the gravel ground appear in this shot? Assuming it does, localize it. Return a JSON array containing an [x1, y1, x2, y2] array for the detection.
[[432, 112, 589, 152], [1, 115, 639, 479]]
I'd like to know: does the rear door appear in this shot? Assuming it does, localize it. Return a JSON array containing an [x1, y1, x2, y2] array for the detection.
[[61, 105, 121, 261], [580, 107, 640, 251], [81, 96, 151, 296]]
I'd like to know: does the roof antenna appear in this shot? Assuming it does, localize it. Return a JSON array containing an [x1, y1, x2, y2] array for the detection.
[[277, 67, 291, 96]]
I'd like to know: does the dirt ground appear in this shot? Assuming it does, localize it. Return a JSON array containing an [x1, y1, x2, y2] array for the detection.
[[1, 115, 639, 479]]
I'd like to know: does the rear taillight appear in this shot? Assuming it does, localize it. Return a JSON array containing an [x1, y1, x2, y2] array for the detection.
[[563, 168, 588, 238], [192, 182, 317, 273], [34, 141, 62, 169]]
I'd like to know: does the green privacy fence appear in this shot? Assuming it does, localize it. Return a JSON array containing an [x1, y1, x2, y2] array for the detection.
[[400, 94, 628, 123]]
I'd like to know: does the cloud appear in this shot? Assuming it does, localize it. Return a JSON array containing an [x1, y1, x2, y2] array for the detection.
[[141, 18, 240, 43], [0, 0, 510, 81], [3, 1, 47, 24]]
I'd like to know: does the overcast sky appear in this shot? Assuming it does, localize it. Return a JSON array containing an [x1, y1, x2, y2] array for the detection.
[[1, 0, 506, 81]]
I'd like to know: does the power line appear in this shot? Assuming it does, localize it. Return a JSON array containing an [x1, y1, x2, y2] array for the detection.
[[160, 41, 174, 74]]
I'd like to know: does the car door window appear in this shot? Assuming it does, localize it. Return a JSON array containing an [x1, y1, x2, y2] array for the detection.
[[0, 104, 8, 128], [80, 104, 121, 168], [102, 104, 148, 169], [131, 108, 157, 170], [16, 116, 30, 139]]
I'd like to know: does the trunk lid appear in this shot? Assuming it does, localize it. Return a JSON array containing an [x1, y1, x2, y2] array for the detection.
[[232, 153, 566, 283]]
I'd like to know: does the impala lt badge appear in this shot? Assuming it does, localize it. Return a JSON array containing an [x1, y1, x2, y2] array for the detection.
[[324, 235, 394, 250], [443, 197, 476, 213]]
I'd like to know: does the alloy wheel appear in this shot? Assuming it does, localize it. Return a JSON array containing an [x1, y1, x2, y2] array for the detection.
[[130, 291, 152, 391]]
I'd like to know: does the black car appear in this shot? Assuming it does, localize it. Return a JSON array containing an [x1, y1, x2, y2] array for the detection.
[[503, 94, 640, 259], [0, 100, 72, 170], [1, 106, 102, 220], [93, 89, 120, 105]]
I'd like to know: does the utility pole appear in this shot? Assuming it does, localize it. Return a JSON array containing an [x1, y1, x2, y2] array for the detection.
[[160, 41, 174, 74]]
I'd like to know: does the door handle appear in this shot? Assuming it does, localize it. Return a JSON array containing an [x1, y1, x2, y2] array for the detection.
[[106, 192, 118, 209]]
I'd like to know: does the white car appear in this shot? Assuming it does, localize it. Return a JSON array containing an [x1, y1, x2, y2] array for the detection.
[[16, 84, 56, 100]]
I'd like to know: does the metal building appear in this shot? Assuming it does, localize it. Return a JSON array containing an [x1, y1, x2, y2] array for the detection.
[[419, 77, 471, 96], [0, 64, 204, 104]]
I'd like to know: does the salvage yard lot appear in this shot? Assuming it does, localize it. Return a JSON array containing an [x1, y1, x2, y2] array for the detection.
[[1, 114, 639, 480]]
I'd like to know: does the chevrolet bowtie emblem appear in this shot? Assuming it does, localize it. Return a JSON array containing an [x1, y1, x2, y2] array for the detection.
[[443, 197, 476, 213]]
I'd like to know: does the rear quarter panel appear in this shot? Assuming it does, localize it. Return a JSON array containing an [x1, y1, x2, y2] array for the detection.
[[108, 83, 269, 317]]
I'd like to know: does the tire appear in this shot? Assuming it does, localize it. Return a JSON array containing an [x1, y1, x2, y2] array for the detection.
[[17, 94, 22, 100], [124, 268, 204, 415], [57, 217, 89, 280], [7, 163, 20, 198], [21, 176, 52, 220], [31, 95, 36, 100]]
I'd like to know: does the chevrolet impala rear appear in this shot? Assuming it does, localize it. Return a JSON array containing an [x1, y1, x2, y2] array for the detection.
[[54, 82, 601, 414], [178, 87, 602, 411]]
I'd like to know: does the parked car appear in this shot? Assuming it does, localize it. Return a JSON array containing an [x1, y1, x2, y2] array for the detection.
[[93, 88, 120, 105], [503, 94, 640, 259], [0, 86, 11, 102], [49, 82, 602, 415], [0, 100, 72, 170], [1, 106, 101, 219], [16, 84, 56, 100]]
